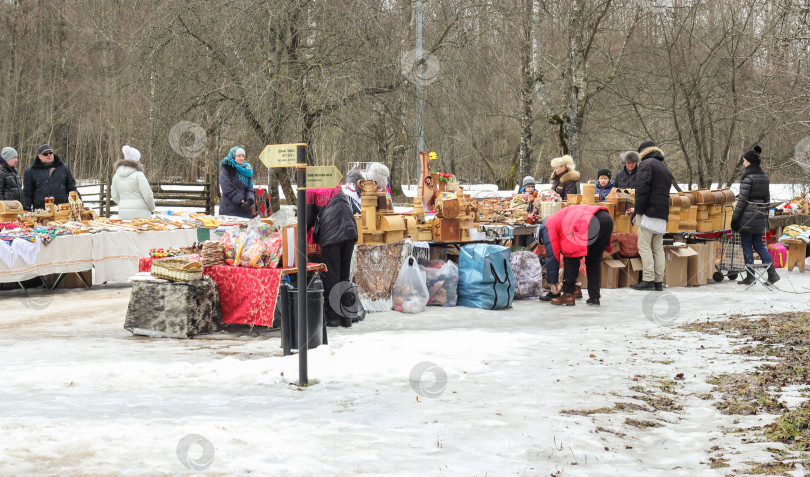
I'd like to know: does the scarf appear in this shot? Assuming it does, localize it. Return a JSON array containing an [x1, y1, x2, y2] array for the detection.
[[220, 146, 254, 188]]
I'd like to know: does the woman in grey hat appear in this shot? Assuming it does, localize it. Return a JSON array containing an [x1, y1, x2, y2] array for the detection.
[[0, 147, 22, 201]]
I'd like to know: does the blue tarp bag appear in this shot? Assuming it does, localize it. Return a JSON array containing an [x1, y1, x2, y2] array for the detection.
[[458, 244, 514, 310]]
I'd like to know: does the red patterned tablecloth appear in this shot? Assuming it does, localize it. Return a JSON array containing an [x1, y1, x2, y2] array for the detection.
[[204, 265, 284, 327], [138, 259, 325, 327]]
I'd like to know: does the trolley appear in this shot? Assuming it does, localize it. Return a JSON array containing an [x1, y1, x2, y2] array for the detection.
[[713, 206, 745, 282]]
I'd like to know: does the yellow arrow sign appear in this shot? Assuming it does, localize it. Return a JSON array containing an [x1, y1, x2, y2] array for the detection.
[[306, 166, 343, 189], [259, 143, 306, 168]]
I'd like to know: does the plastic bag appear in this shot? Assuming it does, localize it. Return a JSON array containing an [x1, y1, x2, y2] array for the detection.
[[392, 256, 430, 313], [269, 207, 296, 230], [420, 260, 459, 306], [510, 251, 543, 299]]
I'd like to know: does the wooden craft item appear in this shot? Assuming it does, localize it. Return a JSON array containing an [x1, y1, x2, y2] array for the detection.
[[435, 196, 460, 219], [581, 183, 596, 204], [431, 218, 460, 242], [418, 152, 438, 212]]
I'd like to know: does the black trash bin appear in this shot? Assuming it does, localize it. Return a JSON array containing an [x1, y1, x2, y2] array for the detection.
[[284, 274, 325, 351]]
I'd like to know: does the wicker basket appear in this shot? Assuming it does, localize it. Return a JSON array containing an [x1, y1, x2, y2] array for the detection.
[[151, 258, 203, 282]]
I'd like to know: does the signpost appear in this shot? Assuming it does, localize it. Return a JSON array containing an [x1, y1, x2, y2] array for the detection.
[[260, 144, 343, 386], [306, 166, 342, 189], [259, 143, 306, 168]]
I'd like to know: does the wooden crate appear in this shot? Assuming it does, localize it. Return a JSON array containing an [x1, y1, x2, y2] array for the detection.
[[432, 218, 460, 242]]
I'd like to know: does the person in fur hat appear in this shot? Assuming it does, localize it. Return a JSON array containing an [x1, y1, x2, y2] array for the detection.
[[731, 145, 779, 285], [550, 155, 580, 201], [111, 145, 155, 220]]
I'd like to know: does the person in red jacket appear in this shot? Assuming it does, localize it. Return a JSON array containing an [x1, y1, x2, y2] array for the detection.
[[539, 204, 614, 306]]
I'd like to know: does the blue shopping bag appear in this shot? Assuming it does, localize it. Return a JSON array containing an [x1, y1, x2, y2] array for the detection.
[[458, 244, 514, 310]]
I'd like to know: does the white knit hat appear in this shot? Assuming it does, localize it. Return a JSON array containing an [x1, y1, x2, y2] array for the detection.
[[122, 145, 141, 162], [365, 162, 390, 189], [234, 147, 246, 157]]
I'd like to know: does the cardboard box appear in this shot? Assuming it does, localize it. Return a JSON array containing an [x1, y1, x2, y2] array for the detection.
[[663, 246, 698, 287], [601, 259, 625, 289], [705, 241, 717, 280], [618, 257, 644, 287], [687, 243, 710, 286]]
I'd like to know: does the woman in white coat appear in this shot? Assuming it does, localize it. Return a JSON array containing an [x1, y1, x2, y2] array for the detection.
[[111, 145, 155, 220]]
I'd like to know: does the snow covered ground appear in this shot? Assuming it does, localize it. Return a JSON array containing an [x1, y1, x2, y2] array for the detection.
[[1, 269, 809, 476]]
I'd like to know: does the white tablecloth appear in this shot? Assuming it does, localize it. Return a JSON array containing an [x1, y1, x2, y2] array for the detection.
[[0, 234, 94, 283], [0, 229, 199, 284]]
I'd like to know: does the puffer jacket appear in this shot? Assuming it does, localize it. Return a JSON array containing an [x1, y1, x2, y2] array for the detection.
[[613, 166, 638, 189], [307, 186, 358, 247], [22, 154, 79, 211], [633, 148, 672, 221], [595, 181, 615, 201], [550, 169, 580, 201], [544, 204, 610, 260], [111, 160, 155, 220], [731, 165, 770, 235], [0, 163, 22, 201], [219, 164, 255, 218]]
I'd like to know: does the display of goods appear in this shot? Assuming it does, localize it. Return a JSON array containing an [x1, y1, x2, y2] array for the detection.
[[149, 247, 184, 258], [201, 241, 225, 268], [538, 190, 561, 202], [150, 257, 203, 282], [392, 256, 430, 313], [419, 260, 459, 306], [691, 189, 715, 205], [476, 197, 531, 224]]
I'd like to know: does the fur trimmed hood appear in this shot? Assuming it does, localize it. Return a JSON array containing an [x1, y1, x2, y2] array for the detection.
[[114, 159, 144, 172], [639, 147, 665, 161]]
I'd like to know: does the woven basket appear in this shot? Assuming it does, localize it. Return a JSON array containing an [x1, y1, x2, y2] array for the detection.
[[151, 258, 203, 282]]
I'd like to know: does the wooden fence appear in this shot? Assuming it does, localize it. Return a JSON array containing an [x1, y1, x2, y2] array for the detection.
[[82, 174, 217, 217]]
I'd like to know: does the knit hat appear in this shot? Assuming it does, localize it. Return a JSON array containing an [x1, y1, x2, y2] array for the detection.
[[522, 175, 536, 187], [637, 140, 656, 153], [122, 145, 141, 162], [597, 168, 611, 180], [743, 145, 762, 165], [1, 147, 18, 162], [620, 151, 639, 164], [234, 147, 246, 157], [37, 144, 53, 155], [346, 167, 365, 185], [550, 154, 576, 170], [365, 162, 390, 189]]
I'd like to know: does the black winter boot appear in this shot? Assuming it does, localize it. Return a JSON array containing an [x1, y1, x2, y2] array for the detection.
[[737, 272, 755, 285], [654, 282, 664, 291], [766, 264, 781, 285], [631, 280, 655, 290]]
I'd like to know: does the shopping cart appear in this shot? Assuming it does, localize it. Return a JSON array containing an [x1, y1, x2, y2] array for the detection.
[[713, 206, 745, 282]]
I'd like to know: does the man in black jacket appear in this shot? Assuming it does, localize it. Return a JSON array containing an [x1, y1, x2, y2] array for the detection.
[[614, 151, 639, 189], [23, 144, 80, 211], [630, 141, 673, 291]]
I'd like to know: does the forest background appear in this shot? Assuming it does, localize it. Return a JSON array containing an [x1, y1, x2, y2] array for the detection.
[[1, 0, 808, 207]]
